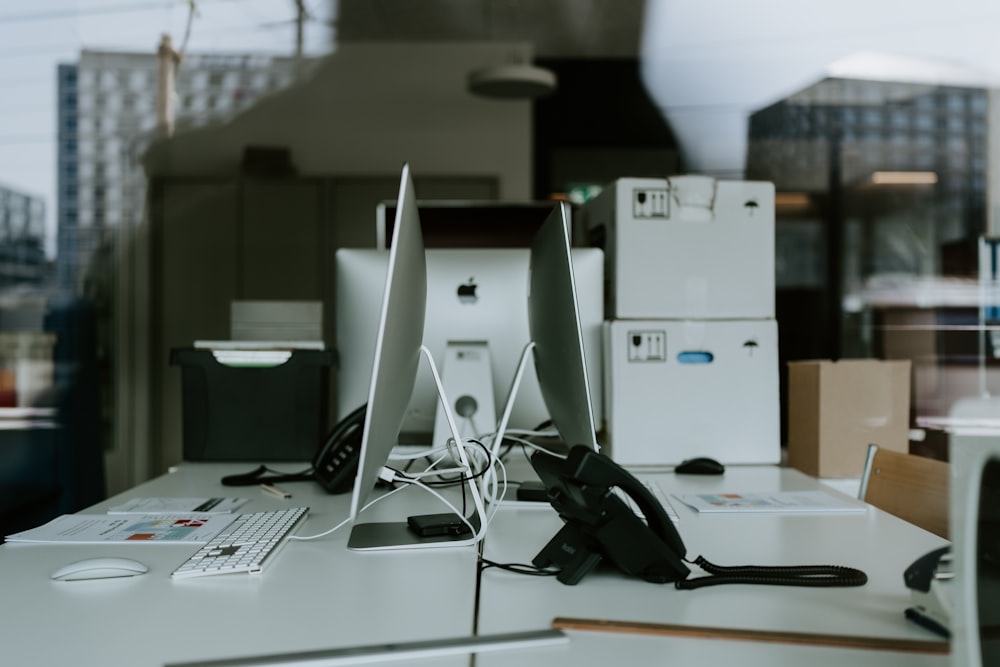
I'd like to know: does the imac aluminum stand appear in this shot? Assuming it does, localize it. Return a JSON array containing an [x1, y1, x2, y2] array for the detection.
[[348, 346, 489, 551]]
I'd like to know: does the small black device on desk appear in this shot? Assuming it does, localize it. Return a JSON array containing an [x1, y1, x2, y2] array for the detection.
[[407, 513, 473, 538], [515, 480, 549, 502]]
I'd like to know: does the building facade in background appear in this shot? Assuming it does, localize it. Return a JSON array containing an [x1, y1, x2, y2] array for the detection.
[[0, 183, 47, 288], [746, 73, 994, 430], [748, 75, 988, 285], [50, 49, 310, 501], [56, 49, 305, 292]]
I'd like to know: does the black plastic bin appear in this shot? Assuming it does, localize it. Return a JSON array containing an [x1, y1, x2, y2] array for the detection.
[[170, 347, 332, 461]]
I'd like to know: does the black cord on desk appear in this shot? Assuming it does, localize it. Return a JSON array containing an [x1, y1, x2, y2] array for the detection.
[[479, 557, 560, 577], [675, 555, 868, 590]]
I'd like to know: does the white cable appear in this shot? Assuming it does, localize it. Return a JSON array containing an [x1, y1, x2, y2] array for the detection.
[[491, 342, 536, 464], [480, 342, 537, 504], [403, 466, 473, 480], [403, 440, 508, 534], [496, 435, 566, 458], [289, 482, 410, 541], [288, 514, 352, 541], [387, 444, 455, 462], [420, 345, 489, 544], [482, 454, 509, 515], [497, 427, 559, 438], [297, 342, 516, 544]]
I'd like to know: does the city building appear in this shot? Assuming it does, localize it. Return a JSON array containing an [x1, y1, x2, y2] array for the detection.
[[56, 49, 308, 292], [747, 72, 989, 283], [746, 67, 996, 431], [0, 182, 47, 288]]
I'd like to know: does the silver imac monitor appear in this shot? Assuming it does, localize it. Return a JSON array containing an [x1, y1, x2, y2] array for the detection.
[[345, 163, 439, 550], [336, 247, 603, 449], [526, 201, 600, 451]]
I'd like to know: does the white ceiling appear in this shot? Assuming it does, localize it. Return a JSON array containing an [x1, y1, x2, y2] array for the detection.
[[334, 0, 647, 58]]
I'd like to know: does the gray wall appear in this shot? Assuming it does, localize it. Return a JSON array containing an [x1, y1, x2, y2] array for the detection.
[[143, 42, 533, 196]]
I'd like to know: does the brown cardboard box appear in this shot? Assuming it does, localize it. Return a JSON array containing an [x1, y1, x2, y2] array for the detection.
[[787, 359, 911, 478]]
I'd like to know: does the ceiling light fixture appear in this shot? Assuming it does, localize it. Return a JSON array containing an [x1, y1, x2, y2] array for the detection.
[[468, 62, 557, 99], [468, 0, 557, 101]]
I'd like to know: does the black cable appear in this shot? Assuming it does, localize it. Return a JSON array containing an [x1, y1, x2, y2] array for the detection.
[[416, 439, 494, 487], [220, 464, 314, 487], [675, 555, 868, 590], [479, 557, 559, 577], [263, 464, 314, 478], [497, 420, 554, 463], [394, 439, 497, 516]]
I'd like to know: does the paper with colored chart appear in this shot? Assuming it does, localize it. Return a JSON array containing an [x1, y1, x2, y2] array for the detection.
[[106, 497, 248, 515], [4, 513, 237, 544], [673, 490, 866, 514]]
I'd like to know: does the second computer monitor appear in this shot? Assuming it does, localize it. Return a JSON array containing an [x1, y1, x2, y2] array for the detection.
[[527, 201, 601, 452]]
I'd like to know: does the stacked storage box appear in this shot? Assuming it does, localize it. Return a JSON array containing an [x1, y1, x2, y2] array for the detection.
[[579, 175, 779, 465]]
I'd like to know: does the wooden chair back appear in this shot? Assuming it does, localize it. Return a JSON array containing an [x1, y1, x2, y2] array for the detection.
[[858, 444, 949, 539]]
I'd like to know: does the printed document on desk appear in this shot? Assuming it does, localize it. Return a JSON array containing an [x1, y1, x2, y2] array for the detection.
[[106, 497, 248, 515], [4, 513, 237, 544], [674, 490, 866, 514]]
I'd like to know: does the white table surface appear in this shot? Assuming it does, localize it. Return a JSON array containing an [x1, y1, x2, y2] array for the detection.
[[1, 460, 953, 667], [476, 464, 951, 667], [0, 462, 480, 667]]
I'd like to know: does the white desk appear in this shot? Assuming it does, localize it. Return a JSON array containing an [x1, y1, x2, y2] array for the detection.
[[0, 462, 951, 667], [0, 463, 479, 667], [477, 465, 950, 667]]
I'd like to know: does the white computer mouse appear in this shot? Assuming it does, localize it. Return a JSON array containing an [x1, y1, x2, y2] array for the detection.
[[51, 557, 149, 581]]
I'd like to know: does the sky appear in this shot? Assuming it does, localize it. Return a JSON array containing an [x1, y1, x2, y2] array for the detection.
[[0, 0, 335, 257], [11, 1, 1000, 257]]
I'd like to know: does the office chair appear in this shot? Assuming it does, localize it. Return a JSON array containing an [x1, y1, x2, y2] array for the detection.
[[858, 443, 949, 539]]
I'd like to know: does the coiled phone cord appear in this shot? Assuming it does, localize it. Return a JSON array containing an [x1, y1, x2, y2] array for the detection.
[[675, 555, 868, 590]]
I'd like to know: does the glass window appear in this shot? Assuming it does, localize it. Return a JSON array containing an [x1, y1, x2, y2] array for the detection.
[[640, 7, 1000, 441]]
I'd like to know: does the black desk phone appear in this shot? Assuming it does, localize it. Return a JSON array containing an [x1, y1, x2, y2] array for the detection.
[[530, 445, 869, 589], [221, 404, 366, 494], [530, 445, 690, 585], [310, 404, 367, 493]]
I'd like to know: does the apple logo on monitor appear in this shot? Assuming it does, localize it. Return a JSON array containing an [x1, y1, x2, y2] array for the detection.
[[457, 278, 478, 304]]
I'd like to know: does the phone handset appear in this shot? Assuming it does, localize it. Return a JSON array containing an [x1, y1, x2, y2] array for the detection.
[[311, 404, 367, 494], [585, 453, 687, 560], [530, 446, 691, 585]]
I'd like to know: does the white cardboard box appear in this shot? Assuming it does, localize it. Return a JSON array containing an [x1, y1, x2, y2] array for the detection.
[[579, 176, 775, 320], [603, 318, 780, 466]]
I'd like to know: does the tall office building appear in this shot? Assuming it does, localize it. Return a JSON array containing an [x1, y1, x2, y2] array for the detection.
[[745, 71, 991, 375], [747, 75, 988, 275], [56, 49, 307, 292], [0, 183, 48, 288]]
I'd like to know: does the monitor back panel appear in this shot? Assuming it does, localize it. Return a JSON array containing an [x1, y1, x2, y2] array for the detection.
[[335, 248, 603, 445]]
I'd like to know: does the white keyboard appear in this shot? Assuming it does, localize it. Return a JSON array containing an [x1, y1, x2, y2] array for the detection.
[[171, 507, 309, 579], [612, 480, 680, 524]]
